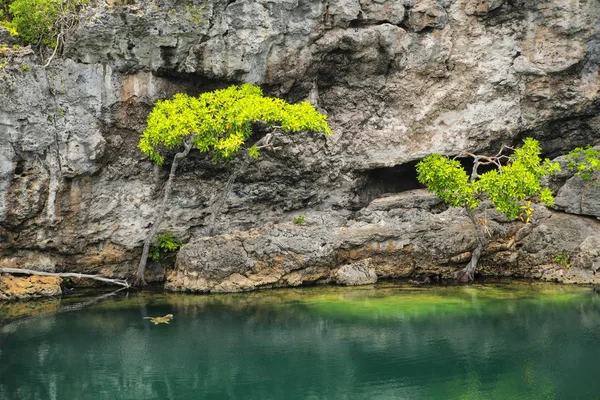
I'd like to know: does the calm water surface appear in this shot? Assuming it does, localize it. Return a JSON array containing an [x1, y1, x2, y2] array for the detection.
[[1, 281, 599, 399]]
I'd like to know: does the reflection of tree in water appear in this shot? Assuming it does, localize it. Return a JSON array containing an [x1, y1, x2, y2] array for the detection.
[[0, 285, 599, 399]]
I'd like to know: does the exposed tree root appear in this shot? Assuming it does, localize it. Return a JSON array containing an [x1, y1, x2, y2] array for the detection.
[[455, 243, 483, 282], [455, 206, 489, 282]]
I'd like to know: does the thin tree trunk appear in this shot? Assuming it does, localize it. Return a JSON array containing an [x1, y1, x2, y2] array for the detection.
[[133, 138, 194, 287], [0, 268, 130, 288], [207, 135, 272, 237], [207, 155, 251, 236], [455, 206, 488, 282]]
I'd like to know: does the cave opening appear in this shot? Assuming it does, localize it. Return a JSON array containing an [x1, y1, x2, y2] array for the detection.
[[356, 160, 424, 207], [367, 161, 424, 195]]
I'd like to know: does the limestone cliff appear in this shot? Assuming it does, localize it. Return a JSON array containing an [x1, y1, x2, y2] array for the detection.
[[0, 0, 599, 286]]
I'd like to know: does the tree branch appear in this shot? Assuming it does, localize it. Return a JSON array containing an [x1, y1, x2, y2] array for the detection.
[[456, 145, 515, 181], [0, 268, 130, 288], [43, 31, 63, 68]]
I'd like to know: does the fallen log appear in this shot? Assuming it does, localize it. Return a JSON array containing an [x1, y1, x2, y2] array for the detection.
[[0, 268, 130, 288]]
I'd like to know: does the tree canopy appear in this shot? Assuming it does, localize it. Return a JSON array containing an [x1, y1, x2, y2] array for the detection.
[[139, 83, 332, 165], [416, 138, 560, 220], [133, 83, 331, 286]]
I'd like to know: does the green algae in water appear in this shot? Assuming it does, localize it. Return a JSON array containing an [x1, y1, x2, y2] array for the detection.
[[0, 281, 599, 399]]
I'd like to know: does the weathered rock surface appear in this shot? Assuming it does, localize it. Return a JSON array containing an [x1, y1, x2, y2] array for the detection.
[[0, 275, 62, 301], [554, 176, 600, 219], [167, 190, 600, 293], [333, 260, 378, 286], [547, 149, 600, 219], [0, 0, 599, 283]]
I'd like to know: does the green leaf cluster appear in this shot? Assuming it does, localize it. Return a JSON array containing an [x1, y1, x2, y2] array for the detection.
[[416, 138, 560, 220], [8, 0, 89, 47], [551, 251, 571, 269], [566, 145, 600, 181], [476, 138, 560, 219], [139, 84, 332, 165], [148, 232, 184, 261], [0, 20, 17, 36], [293, 215, 305, 225], [415, 154, 478, 209]]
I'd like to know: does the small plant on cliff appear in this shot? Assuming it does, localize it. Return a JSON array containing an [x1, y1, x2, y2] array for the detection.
[[416, 138, 560, 282], [293, 215, 305, 225], [184, 4, 208, 24], [552, 251, 571, 269], [148, 232, 185, 261], [134, 83, 331, 286], [0, 20, 17, 36]]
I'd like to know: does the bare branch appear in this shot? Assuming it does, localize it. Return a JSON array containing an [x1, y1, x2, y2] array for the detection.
[[457, 144, 516, 181], [0, 268, 130, 288], [494, 144, 515, 158], [43, 32, 63, 68]]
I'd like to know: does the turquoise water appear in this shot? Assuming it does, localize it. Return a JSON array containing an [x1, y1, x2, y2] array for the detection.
[[1, 281, 599, 399]]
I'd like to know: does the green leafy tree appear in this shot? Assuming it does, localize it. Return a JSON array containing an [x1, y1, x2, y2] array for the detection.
[[8, 0, 89, 65], [134, 84, 331, 286], [416, 138, 560, 282]]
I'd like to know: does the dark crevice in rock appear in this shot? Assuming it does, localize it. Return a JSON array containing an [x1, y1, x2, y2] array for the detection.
[[152, 69, 237, 95], [347, 18, 398, 29], [13, 158, 25, 176], [356, 160, 425, 206], [159, 46, 177, 67], [413, 26, 437, 35]]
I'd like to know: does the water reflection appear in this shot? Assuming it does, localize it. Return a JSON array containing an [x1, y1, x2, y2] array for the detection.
[[0, 282, 599, 399]]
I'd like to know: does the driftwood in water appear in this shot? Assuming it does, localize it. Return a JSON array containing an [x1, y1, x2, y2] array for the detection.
[[0, 268, 130, 288]]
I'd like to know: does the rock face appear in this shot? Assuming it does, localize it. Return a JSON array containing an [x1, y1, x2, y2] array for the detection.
[[0, 0, 599, 283], [333, 260, 378, 286], [0, 275, 62, 301], [167, 190, 600, 293]]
